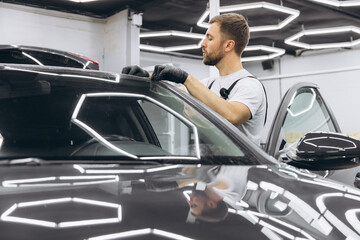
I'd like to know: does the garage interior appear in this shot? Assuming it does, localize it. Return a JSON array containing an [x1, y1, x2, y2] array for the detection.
[[1, 0, 360, 145]]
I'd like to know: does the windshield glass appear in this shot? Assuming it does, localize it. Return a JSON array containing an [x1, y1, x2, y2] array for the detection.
[[0, 69, 247, 162]]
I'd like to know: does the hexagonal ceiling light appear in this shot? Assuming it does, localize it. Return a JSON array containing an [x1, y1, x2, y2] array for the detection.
[[309, 0, 360, 7], [242, 45, 286, 62], [139, 30, 204, 53], [285, 26, 360, 49], [140, 30, 285, 61], [197, 1, 300, 32]]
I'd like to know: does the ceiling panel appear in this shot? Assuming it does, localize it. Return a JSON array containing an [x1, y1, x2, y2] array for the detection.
[[2, 0, 360, 58]]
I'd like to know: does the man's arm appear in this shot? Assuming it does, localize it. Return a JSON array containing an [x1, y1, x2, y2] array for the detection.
[[124, 64, 252, 126], [184, 75, 251, 125]]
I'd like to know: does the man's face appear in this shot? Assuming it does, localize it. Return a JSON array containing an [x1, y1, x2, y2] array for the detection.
[[201, 22, 225, 66], [188, 191, 212, 216]]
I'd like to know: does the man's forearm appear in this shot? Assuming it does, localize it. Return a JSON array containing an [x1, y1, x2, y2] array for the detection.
[[184, 75, 251, 125]]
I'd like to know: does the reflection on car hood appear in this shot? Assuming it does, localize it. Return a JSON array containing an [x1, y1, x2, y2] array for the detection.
[[0, 162, 359, 240]]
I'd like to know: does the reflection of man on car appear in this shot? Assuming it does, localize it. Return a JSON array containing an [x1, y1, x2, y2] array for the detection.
[[145, 166, 251, 222], [187, 166, 251, 222]]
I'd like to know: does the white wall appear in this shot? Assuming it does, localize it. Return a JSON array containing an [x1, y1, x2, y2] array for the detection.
[[252, 47, 360, 140], [0, 3, 141, 72], [0, 2, 105, 69], [103, 10, 128, 72]]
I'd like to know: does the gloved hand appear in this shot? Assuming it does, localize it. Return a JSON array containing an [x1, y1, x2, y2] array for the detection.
[[151, 65, 188, 84], [121, 65, 149, 77]]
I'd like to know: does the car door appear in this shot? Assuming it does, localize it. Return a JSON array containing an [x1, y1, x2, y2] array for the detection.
[[265, 82, 360, 188], [265, 82, 341, 162]]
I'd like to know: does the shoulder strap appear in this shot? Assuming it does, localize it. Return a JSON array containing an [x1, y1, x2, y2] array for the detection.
[[208, 80, 215, 90], [238, 76, 268, 125], [259, 79, 268, 125]]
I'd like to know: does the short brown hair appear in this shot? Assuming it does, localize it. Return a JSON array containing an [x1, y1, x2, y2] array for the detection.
[[209, 13, 250, 56]]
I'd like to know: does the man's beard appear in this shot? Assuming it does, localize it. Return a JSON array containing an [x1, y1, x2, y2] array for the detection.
[[203, 49, 224, 66]]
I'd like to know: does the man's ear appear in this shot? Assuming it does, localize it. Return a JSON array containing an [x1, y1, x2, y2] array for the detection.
[[224, 40, 235, 52], [207, 199, 218, 209]]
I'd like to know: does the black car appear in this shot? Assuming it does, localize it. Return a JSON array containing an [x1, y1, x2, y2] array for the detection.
[[0, 63, 360, 240], [0, 45, 99, 70]]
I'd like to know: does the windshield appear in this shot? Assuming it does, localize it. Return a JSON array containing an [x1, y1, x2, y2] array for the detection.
[[0, 68, 249, 163]]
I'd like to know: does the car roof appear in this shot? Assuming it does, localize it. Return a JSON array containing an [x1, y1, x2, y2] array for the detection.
[[0, 63, 145, 87], [0, 45, 99, 70]]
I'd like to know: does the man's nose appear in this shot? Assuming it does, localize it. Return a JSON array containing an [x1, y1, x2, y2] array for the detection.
[[201, 39, 206, 48]]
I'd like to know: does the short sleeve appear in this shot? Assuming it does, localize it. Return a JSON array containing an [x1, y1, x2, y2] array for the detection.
[[227, 78, 264, 118]]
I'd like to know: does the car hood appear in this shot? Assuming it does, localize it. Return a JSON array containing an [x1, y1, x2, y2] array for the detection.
[[0, 162, 359, 240]]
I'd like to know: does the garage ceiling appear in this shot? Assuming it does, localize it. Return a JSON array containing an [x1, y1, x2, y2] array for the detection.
[[3, 0, 360, 59]]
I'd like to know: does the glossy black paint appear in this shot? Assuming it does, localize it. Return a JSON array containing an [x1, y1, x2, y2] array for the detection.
[[1, 64, 360, 239], [0, 163, 359, 239]]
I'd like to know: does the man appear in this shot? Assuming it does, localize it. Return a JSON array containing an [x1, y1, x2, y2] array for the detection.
[[122, 13, 267, 145]]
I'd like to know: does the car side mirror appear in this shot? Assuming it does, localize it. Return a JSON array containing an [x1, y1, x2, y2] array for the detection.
[[285, 132, 360, 170]]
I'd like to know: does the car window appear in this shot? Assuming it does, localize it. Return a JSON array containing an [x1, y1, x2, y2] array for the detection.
[[0, 49, 35, 64], [71, 92, 245, 159], [24, 51, 84, 69], [0, 49, 84, 68], [269, 86, 339, 160], [283, 87, 337, 144]]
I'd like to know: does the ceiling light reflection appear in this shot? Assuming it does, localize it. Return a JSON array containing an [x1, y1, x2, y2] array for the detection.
[[73, 164, 183, 175], [244, 210, 315, 239], [345, 209, 360, 235], [22, 52, 43, 65], [0, 197, 122, 228], [3, 66, 120, 83], [69, 0, 98, 2], [2, 175, 119, 187], [260, 181, 333, 235], [0, 133, 3, 150], [316, 193, 360, 238], [88, 228, 195, 240], [287, 88, 316, 117]]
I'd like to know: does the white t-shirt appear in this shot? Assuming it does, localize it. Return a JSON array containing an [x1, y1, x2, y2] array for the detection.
[[210, 166, 251, 204], [200, 69, 266, 146]]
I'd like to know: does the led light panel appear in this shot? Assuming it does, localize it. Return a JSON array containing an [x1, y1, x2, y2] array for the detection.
[[197, 2, 300, 32], [309, 0, 360, 7], [285, 26, 360, 49]]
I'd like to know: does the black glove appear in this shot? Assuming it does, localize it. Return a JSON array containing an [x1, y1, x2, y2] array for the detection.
[[121, 65, 149, 77], [151, 65, 188, 84]]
